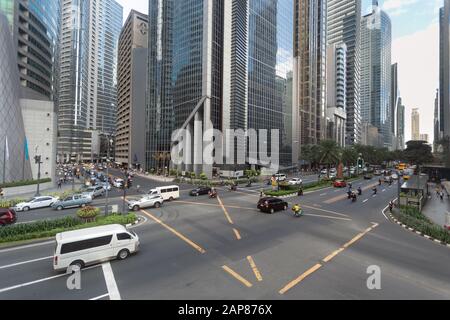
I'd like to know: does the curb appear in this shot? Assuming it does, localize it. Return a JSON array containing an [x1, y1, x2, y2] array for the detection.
[[386, 210, 450, 249], [125, 217, 142, 228]]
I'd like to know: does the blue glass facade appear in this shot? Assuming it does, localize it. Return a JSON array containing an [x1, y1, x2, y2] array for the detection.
[[361, 7, 392, 149], [0, 0, 60, 100], [248, 0, 293, 167]]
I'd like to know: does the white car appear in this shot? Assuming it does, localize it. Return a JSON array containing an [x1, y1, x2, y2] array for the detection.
[[128, 195, 164, 211], [320, 169, 327, 175], [391, 174, 399, 180], [113, 179, 124, 188], [288, 178, 303, 185], [14, 196, 59, 212]]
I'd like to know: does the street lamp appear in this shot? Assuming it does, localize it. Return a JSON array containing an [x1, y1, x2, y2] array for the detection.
[[34, 146, 42, 197], [104, 136, 114, 216]]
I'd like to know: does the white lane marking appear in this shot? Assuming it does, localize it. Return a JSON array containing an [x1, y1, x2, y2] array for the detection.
[[320, 193, 327, 196], [0, 256, 52, 270], [0, 274, 66, 294], [0, 265, 101, 294], [90, 293, 110, 300], [0, 240, 54, 254], [363, 199, 368, 203], [102, 262, 121, 300]]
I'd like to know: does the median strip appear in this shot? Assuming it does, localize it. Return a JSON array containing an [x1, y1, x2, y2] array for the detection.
[[141, 210, 206, 254]]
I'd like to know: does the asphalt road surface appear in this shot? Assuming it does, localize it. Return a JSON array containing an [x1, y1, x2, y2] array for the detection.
[[0, 174, 449, 300]]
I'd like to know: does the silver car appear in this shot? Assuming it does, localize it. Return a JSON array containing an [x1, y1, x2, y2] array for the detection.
[[82, 186, 105, 199]]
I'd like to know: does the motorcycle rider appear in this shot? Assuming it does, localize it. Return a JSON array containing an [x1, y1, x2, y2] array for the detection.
[[357, 186, 362, 195], [389, 200, 394, 212], [292, 204, 302, 217]]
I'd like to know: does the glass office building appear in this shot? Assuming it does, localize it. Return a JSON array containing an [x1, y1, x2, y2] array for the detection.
[[247, 0, 294, 167], [0, 0, 60, 100], [327, 0, 362, 145], [360, 4, 392, 149]]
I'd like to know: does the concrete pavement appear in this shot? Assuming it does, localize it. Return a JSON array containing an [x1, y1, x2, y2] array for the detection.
[[0, 175, 449, 300]]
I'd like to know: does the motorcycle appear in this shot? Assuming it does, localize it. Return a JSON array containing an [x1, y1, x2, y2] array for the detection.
[[358, 188, 362, 196], [351, 193, 357, 202], [292, 208, 303, 217], [209, 192, 217, 199]]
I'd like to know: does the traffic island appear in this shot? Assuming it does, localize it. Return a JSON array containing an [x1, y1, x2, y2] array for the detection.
[[0, 213, 138, 245], [387, 206, 450, 248]]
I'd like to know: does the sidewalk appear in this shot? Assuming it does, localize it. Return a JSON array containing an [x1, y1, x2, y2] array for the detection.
[[135, 173, 175, 183], [3, 180, 83, 199], [422, 188, 450, 228]]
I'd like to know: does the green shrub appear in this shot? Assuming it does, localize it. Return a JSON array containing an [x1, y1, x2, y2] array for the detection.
[[0, 198, 27, 208], [0, 178, 52, 189], [392, 206, 450, 244], [77, 206, 100, 219], [0, 214, 137, 244], [199, 173, 208, 180]]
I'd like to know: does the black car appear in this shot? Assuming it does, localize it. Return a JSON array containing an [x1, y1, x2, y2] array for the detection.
[[257, 197, 289, 214], [190, 187, 212, 197]]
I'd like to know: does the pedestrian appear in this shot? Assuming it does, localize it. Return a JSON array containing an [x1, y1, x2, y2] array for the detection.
[[298, 187, 303, 196], [440, 191, 444, 201], [389, 201, 394, 213], [57, 179, 62, 189]]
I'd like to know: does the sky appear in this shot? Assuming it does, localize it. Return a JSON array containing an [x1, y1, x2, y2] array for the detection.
[[118, 0, 442, 144]]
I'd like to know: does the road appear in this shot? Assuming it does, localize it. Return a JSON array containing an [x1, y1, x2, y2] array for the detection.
[[0, 174, 449, 300]]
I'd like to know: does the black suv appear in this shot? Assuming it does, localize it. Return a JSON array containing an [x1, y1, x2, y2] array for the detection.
[[257, 197, 289, 214], [190, 187, 212, 197]]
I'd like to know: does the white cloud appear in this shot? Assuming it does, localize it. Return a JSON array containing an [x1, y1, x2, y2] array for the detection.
[[392, 22, 439, 142], [382, 0, 419, 11]]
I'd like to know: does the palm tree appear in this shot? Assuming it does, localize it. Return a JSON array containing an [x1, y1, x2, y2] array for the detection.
[[318, 140, 341, 177]]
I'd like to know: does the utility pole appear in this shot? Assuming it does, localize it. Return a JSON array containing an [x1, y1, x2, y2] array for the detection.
[[104, 136, 113, 216], [34, 154, 42, 197]]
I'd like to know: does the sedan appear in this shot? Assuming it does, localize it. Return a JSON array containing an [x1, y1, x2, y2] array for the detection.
[[128, 195, 164, 211], [113, 179, 125, 188], [14, 196, 59, 212], [257, 197, 288, 214], [288, 178, 303, 186], [364, 174, 373, 180], [82, 186, 105, 199], [391, 174, 399, 180], [0, 208, 17, 226], [190, 187, 212, 197], [333, 180, 347, 188], [51, 195, 92, 211]]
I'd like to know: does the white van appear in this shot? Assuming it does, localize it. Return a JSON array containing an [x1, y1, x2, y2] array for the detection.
[[148, 185, 180, 201], [274, 174, 287, 182], [53, 224, 139, 271]]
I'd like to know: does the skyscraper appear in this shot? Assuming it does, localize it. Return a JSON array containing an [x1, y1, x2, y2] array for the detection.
[[326, 0, 361, 145], [440, 1, 450, 139], [0, 0, 60, 100], [147, 0, 295, 175], [0, 13, 32, 183], [326, 43, 347, 147], [434, 89, 441, 151], [294, 0, 327, 151], [57, 0, 123, 162], [360, 2, 393, 149], [397, 98, 405, 150], [411, 108, 420, 141], [115, 10, 148, 168], [391, 63, 399, 149]]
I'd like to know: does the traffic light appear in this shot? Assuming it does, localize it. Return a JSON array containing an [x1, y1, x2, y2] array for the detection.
[[357, 158, 364, 169]]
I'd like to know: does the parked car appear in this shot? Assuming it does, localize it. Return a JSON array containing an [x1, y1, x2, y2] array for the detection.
[[53, 224, 139, 272], [190, 187, 212, 197], [0, 208, 17, 226], [288, 178, 303, 186], [257, 197, 288, 214], [51, 195, 92, 211], [13, 196, 59, 212], [333, 180, 347, 188], [128, 195, 164, 211], [82, 186, 105, 199]]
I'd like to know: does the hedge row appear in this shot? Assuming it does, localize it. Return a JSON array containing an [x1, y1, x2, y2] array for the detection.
[[0, 178, 52, 189], [393, 206, 450, 244], [0, 214, 137, 244]]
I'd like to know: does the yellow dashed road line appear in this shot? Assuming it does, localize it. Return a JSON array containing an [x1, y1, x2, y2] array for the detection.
[[222, 266, 253, 288], [247, 256, 263, 282]]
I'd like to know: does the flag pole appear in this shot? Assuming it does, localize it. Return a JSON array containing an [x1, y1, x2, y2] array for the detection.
[[3, 136, 6, 184]]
